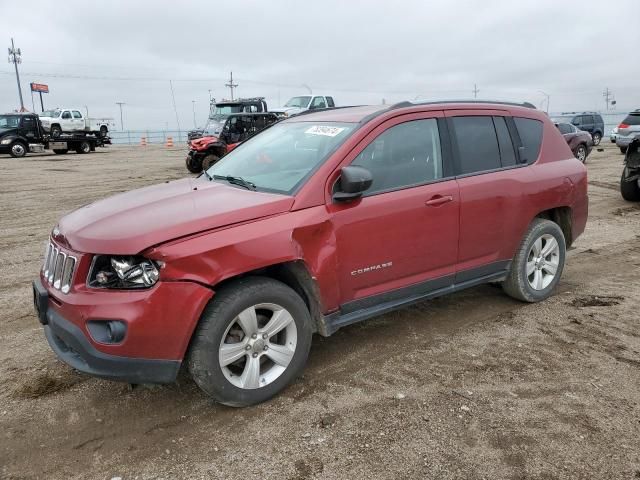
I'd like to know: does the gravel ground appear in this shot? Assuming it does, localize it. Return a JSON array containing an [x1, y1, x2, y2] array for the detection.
[[0, 143, 639, 480]]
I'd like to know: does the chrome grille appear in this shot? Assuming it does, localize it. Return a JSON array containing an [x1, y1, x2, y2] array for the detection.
[[42, 241, 77, 294]]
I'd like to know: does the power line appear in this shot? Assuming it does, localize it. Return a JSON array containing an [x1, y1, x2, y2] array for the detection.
[[7, 38, 25, 110]]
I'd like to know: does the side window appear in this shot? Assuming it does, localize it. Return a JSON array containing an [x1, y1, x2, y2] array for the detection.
[[326, 97, 335, 108], [21, 116, 35, 129], [514, 117, 543, 164], [61, 111, 72, 119], [310, 96, 326, 109], [451, 116, 501, 174], [572, 115, 582, 125], [352, 119, 443, 195], [72, 111, 83, 119], [493, 117, 517, 167]]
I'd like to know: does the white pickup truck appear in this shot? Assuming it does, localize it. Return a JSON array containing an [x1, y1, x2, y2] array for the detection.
[[270, 95, 336, 117], [39, 108, 115, 138]]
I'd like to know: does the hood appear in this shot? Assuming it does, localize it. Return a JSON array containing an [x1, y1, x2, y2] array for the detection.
[[0, 127, 17, 137], [57, 177, 294, 254], [270, 107, 302, 115], [190, 135, 219, 151]]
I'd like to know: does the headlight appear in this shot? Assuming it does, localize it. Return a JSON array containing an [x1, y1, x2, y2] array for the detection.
[[1, 138, 12, 145], [88, 255, 161, 289]]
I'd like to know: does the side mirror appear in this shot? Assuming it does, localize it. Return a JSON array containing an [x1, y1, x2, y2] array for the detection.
[[333, 166, 373, 202]]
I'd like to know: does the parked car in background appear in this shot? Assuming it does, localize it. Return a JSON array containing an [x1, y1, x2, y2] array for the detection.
[[615, 109, 640, 154], [39, 108, 114, 138], [551, 112, 604, 146], [555, 122, 593, 162], [34, 100, 587, 407], [189, 98, 270, 140], [610, 127, 618, 143], [186, 112, 279, 172], [270, 95, 336, 117]]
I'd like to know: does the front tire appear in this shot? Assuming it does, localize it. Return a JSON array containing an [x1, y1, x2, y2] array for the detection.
[[9, 141, 27, 158], [185, 154, 203, 173], [592, 132, 601, 146], [502, 218, 566, 303], [620, 168, 640, 201], [188, 277, 313, 407]]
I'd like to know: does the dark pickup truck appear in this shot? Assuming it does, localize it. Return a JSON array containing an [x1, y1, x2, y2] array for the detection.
[[0, 112, 109, 158]]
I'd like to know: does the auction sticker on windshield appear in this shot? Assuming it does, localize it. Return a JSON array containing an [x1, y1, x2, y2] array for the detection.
[[305, 125, 346, 137]]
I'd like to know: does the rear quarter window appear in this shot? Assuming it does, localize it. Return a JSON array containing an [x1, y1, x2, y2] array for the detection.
[[622, 114, 640, 126], [514, 117, 543, 163]]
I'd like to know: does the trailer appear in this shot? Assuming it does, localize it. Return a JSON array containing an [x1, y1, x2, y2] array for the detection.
[[0, 112, 109, 158]]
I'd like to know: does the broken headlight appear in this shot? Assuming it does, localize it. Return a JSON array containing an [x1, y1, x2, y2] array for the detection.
[[88, 255, 161, 289]]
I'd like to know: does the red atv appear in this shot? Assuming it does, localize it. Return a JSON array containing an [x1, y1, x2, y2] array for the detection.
[[186, 112, 279, 173]]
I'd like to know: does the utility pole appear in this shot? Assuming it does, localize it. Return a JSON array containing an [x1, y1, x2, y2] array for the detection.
[[115, 102, 125, 130], [603, 87, 613, 111], [192, 100, 197, 128], [225, 71, 238, 100], [472, 84, 479, 99], [8, 38, 25, 111], [538, 90, 550, 114]]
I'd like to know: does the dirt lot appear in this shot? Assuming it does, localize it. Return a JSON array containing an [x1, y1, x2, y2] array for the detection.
[[0, 143, 639, 479]]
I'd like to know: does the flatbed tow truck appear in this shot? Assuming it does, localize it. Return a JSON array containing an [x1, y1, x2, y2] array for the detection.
[[0, 112, 110, 158]]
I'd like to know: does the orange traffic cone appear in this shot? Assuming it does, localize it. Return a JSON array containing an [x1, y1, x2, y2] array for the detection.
[[165, 136, 174, 148], [140, 136, 147, 146]]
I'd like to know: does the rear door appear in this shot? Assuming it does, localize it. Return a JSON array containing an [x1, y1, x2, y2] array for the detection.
[[447, 111, 533, 282], [329, 112, 460, 308]]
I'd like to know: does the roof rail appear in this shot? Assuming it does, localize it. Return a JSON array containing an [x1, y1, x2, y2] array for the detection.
[[389, 99, 537, 110], [290, 105, 364, 117]]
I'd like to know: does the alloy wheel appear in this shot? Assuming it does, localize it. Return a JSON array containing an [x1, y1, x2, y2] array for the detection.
[[526, 234, 560, 290], [218, 303, 298, 389], [576, 145, 586, 162]]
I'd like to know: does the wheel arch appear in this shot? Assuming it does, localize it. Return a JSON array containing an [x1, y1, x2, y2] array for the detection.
[[534, 206, 573, 247], [210, 260, 326, 335]]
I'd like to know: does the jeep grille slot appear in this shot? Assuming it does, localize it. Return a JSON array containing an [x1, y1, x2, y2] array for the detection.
[[42, 242, 76, 294]]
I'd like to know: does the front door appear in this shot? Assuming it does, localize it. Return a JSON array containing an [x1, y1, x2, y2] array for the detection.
[[328, 114, 459, 309]]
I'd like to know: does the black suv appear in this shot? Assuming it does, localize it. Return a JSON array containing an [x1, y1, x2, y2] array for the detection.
[[551, 112, 605, 146]]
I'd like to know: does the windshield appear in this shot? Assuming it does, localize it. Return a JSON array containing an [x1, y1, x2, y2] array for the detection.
[[40, 110, 59, 118], [203, 120, 224, 135], [0, 115, 20, 128], [209, 104, 243, 121], [206, 121, 355, 194], [284, 96, 311, 108]]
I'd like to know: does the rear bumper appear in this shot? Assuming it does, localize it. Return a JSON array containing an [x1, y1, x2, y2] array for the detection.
[[617, 136, 637, 147]]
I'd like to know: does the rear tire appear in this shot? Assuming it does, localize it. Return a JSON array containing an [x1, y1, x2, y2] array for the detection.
[[592, 132, 601, 146], [502, 218, 566, 303], [574, 144, 587, 163], [188, 277, 313, 407], [185, 154, 203, 173], [9, 141, 27, 158], [75, 141, 91, 154], [52, 149, 69, 155], [620, 146, 628, 154], [201, 153, 221, 171], [620, 168, 640, 201]]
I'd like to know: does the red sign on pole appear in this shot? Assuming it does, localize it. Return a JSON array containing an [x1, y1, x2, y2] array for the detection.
[[30, 83, 49, 93]]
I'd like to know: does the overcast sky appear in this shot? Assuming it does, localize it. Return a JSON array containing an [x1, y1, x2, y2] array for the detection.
[[1, 0, 638, 130]]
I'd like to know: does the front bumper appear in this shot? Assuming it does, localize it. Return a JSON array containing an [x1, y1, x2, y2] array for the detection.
[[33, 274, 213, 384]]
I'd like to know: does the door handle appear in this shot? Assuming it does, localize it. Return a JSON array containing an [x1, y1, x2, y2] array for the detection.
[[425, 195, 453, 207]]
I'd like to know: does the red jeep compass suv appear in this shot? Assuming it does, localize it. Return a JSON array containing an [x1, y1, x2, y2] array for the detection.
[[33, 101, 588, 406]]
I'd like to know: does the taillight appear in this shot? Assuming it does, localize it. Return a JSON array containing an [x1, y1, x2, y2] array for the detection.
[[618, 123, 629, 129]]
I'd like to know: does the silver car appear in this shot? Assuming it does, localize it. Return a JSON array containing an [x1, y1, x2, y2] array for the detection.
[[616, 110, 640, 153]]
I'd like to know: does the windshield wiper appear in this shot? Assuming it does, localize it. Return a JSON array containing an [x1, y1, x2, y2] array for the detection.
[[212, 174, 257, 191], [201, 169, 212, 180]]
